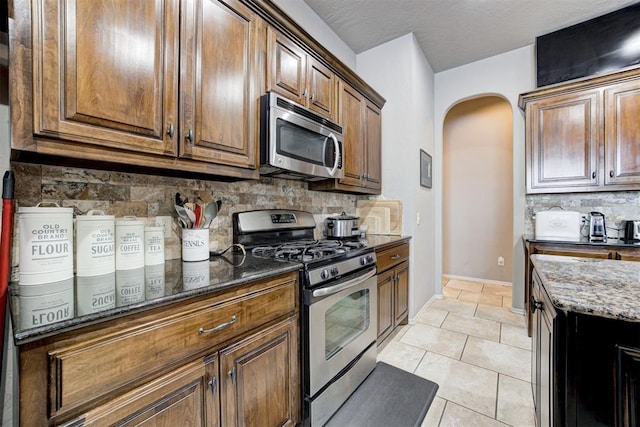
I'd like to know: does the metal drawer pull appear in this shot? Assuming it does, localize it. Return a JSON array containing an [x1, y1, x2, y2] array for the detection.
[[167, 123, 174, 138], [591, 171, 596, 179], [187, 129, 194, 144], [390, 254, 401, 260], [529, 296, 543, 313], [198, 315, 237, 334], [610, 170, 614, 178]]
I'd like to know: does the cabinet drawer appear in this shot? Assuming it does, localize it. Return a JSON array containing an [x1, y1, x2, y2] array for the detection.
[[48, 276, 297, 418], [376, 243, 409, 272]]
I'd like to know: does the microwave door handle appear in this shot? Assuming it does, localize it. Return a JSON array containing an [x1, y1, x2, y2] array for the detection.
[[325, 133, 340, 177]]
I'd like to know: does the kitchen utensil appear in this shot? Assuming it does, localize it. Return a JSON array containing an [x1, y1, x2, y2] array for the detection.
[[589, 211, 607, 242], [184, 206, 197, 226], [325, 211, 359, 239], [193, 203, 201, 228], [174, 205, 192, 228], [203, 200, 222, 228]]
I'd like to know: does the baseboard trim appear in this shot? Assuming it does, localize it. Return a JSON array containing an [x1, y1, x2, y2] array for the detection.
[[443, 274, 512, 287], [410, 294, 441, 324]]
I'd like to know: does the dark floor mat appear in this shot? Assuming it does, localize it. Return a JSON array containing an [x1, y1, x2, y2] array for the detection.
[[325, 361, 439, 427]]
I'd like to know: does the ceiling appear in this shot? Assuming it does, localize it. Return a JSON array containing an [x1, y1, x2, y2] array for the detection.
[[302, 0, 639, 72]]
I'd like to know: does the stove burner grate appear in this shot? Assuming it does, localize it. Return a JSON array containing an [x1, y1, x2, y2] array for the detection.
[[250, 239, 365, 262]]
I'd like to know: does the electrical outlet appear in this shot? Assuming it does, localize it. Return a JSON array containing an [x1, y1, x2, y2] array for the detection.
[[580, 214, 589, 225], [498, 256, 505, 266]]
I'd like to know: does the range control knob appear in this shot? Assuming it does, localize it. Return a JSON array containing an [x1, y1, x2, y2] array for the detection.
[[331, 267, 339, 276], [360, 257, 368, 266], [320, 269, 330, 280], [366, 255, 375, 264]]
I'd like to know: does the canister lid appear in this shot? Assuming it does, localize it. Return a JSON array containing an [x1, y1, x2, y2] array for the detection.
[[18, 276, 74, 296], [144, 226, 164, 232], [18, 202, 74, 214], [76, 210, 115, 222], [328, 211, 359, 220], [116, 216, 144, 226]]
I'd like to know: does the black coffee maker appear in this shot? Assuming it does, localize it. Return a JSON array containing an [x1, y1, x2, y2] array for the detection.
[[589, 212, 607, 242]]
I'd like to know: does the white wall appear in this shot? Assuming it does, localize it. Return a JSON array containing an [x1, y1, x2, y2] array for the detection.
[[271, 0, 356, 70], [434, 45, 536, 311], [357, 34, 436, 320]]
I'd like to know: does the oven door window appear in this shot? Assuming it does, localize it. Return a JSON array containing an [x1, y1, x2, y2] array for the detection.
[[325, 289, 370, 360], [276, 118, 337, 167]]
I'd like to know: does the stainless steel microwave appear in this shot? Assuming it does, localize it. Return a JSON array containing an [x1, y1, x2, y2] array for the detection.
[[260, 92, 344, 181]]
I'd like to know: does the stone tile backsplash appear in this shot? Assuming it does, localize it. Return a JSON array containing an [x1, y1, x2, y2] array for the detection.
[[526, 191, 640, 240], [10, 163, 365, 271]]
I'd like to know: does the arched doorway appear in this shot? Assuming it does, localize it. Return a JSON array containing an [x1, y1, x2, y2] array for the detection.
[[442, 96, 513, 286]]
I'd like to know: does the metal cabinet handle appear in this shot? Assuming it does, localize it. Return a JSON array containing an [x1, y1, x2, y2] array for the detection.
[[228, 367, 235, 384], [303, 88, 308, 98], [390, 254, 401, 260], [198, 315, 237, 334], [591, 171, 596, 179], [167, 123, 174, 139], [529, 295, 543, 313], [208, 377, 217, 396], [610, 170, 614, 178], [311, 92, 316, 102], [187, 129, 194, 144]]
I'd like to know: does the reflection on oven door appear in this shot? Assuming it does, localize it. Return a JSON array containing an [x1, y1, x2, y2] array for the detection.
[[307, 273, 377, 398]]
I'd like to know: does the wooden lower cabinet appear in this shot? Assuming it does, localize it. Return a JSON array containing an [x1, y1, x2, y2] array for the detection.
[[18, 272, 300, 426], [524, 239, 640, 336], [531, 271, 560, 427], [533, 268, 640, 426], [375, 240, 410, 344]]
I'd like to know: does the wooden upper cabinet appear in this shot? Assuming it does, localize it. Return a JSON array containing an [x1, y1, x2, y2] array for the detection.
[[526, 91, 599, 192], [604, 79, 640, 186], [309, 79, 382, 195], [267, 27, 337, 120], [520, 68, 640, 194], [364, 100, 382, 191], [338, 81, 365, 187], [34, 0, 179, 156], [180, 0, 260, 169]]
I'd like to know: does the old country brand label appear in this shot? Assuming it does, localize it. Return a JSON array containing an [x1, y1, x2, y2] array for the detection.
[[18, 205, 74, 283], [76, 210, 116, 276], [115, 217, 145, 270]]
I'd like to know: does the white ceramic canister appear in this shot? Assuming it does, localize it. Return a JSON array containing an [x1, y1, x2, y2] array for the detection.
[[76, 273, 116, 316], [144, 263, 165, 300], [144, 226, 165, 266], [18, 203, 74, 285], [19, 277, 74, 329], [182, 260, 210, 291], [115, 217, 145, 270], [182, 228, 210, 262], [115, 267, 145, 306], [75, 210, 115, 276]]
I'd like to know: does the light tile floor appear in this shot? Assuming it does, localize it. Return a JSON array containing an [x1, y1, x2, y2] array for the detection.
[[377, 278, 535, 426]]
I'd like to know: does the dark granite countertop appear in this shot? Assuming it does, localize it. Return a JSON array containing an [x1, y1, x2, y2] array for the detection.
[[10, 235, 412, 345], [531, 254, 640, 322], [523, 234, 640, 248], [10, 254, 301, 345]]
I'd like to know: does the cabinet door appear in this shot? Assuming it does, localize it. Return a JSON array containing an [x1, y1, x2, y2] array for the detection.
[[266, 27, 307, 105], [34, 0, 179, 156], [377, 269, 394, 344], [219, 317, 300, 427], [604, 80, 640, 186], [307, 57, 336, 119], [527, 91, 599, 192], [338, 80, 365, 187], [180, 0, 260, 169], [364, 101, 382, 191], [616, 346, 640, 427], [394, 262, 409, 326], [77, 356, 218, 426]]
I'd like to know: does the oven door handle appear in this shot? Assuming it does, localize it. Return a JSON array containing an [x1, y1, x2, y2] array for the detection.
[[312, 267, 376, 297]]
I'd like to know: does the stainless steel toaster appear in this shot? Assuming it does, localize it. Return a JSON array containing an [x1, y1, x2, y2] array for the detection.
[[623, 220, 640, 243]]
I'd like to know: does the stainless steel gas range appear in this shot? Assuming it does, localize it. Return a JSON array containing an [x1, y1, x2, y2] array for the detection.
[[233, 209, 377, 426]]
